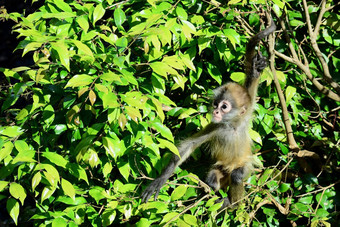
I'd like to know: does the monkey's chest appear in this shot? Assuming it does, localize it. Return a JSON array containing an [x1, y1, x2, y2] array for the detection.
[[209, 133, 251, 165]]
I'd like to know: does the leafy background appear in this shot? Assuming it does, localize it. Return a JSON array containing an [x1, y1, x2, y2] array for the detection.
[[0, 0, 339, 226]]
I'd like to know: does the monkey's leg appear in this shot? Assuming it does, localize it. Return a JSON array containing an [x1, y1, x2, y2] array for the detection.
[[214, 167, 247, 209], [228, 167, 246, 205], [206, 167, 232, 208], [206, 168, 224, 191]]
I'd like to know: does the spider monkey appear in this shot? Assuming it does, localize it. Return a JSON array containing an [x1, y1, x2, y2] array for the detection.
[[141, 18, 276, 208]]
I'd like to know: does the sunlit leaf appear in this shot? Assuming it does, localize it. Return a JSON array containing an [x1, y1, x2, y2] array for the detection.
[[114, 8, 126, 29], [7, 198, 19, 225], [42, 152, 68, 168], [61, 178, 76, 201], [65, 74, 93, 88], [0, 126, 24, 138], [9, 183, 26, 205], [285, 86, 296, 103], [32, 172, 41, 191], [171, 185, 187, 201], [0, 181, 9, 191], [0, 141, 13, 162], [93, 3, 105, 25], [157, 138, 179, 157], [51, 41, 70, 71]]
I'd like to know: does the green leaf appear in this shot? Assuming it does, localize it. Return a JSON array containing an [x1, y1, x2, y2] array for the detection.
[[208, 200, 223, 212], [0, 181, 9, 191], [181, 20, 196, 34], [279, 183, 291, 193], [72, 40, 94, 59], [125, 106, 142, 123], [103, 137, 124, 159], [51, 41, 70, 71], [207, 64, 222, 85], [89, 186, 105, 204], [7, 198, 19, 225], [52, 217, 68, 227], [223, 29, 240, 48], [9, 183, 26, 205], [43, 104, 55, 126], [152, 122, 174, 142], [178, 108, 197, 119], [179, 52, 196, 72], [230, 72, 246, 83], [61, 178, 76, 201], [249, 14, 260, 26], [285, 86, 296, 103], [117, 161, 130, 181], [150, 62, 169, 78], [65, 74, 93, 88], [176, 7, 188, 20], [157, 138, 179, 157], [102, 208, 116, 226], [54, 0, 73, 12], [258, 169, 273, 185], [272, 0, 285, 9], [114, 8, 126, 29], [249, 129, 262, 145], [171, 185, 187, 201], [103, 162, 113, 178], [16, 108, 29, 121], [276, 70, 286, 83], [0, 126, 24, 138], [68, 163, 89, 184], [136, 218, 152, 227], [93, 3, 105, 25], [76, 15, 89, 33], [41, 187, 56, 203], [42, 152, 68, 168], [32, 172, 41, 191], [14, 140, 29, 152], [43, 164, 60, 185], [87, 148, 99, 169], [172, 75, 187, 90], [160, 212, 179, 225], [0, 141, 13, 162], [183, 214, 197, 226]]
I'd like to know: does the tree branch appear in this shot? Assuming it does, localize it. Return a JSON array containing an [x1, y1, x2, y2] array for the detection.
[[267, 14, 299, 151], [302, 0, 340, 95], [273, 10, 340, 102]]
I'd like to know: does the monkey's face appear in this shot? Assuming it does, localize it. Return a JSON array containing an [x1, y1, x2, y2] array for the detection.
[[212, 99, 232, 123]]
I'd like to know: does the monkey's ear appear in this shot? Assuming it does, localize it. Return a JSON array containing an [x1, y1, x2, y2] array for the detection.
[[240, 106, 247, 115]]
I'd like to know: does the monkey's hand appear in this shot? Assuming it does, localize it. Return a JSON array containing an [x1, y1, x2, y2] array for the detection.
[[141, 176, 167, 203], [252, 52, 267, 78]]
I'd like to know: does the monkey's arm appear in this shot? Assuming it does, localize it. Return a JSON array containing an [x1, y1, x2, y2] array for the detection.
[[244, 20, 276, 102], [141, 124, 217, 203]]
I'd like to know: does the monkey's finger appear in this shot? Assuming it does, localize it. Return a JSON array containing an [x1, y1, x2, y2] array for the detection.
[[142, 191, 152, 203], [154, 189, 160, 201], [141, 186, 154, 203]]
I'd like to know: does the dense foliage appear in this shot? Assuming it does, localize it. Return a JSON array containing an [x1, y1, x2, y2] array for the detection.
[[0, 0, 339, 226]]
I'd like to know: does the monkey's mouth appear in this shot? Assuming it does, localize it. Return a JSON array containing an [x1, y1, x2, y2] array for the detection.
[[213, 115, 222, 122]]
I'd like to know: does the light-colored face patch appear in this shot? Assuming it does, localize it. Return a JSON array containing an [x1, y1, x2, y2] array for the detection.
[[212, 100, 232, 122]]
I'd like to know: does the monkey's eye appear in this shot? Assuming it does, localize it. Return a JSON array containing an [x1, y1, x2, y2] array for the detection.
[[213, 102, 218, 109], [221, 104, 228, 110]]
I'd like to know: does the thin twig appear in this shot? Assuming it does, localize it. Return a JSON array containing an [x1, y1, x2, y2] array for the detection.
[[164, 194, 211, 226]]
